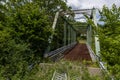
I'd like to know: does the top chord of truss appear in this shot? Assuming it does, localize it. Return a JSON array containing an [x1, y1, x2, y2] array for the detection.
[[72, 9, 93, 11]]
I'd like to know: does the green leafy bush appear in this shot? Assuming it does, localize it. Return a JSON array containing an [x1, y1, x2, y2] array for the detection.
[[99, 4, 120, 79]]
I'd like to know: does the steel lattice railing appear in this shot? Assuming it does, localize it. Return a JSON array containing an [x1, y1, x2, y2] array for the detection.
[[44, 42, 77, 61], [52, 71, 67, 80]]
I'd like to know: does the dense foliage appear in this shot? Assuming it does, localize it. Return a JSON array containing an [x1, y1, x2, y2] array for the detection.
[[99, 4, 120, 79], [85, 4, 120, 79], [0, 0, 69, 79]]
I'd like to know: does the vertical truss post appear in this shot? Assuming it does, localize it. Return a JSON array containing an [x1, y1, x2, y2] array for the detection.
[[72, 28, 74, 44], [75, 30, 77, 42], [93, 8, 100, 56], [72, 27, 76, 43], [69, 26, 71, 45], [68, 25, 70, 45], [49, 11, 59, 44], [73, 29, 76, 42], [66, 23, 68, 45], [88, 25, 92, 47], [52, 12, 59, 29], [73, 27, 75, 43], [45, 11, 59, 53], [70, 26, 72, 44], [87, 27, 89, 45], [87, 26, 91, 46], [70, 26, 71, 44], [71, 27, 74, 43], [71, 28, 74, 43], [64, 21, 67, 46], [90, 25, 92, 47]]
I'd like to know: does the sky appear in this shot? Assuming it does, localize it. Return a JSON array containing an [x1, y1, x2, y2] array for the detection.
[[67, 0, 120, 10], [66, 0, 120, 22]]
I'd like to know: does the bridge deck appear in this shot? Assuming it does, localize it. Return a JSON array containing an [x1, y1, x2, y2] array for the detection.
[[64, 43, 91, 61]]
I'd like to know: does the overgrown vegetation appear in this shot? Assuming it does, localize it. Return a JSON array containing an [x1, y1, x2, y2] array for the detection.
[[86, 4, 120, 79], [0, 0, 70, 79], [28, 60, 109, 80], [99, 4, 120, 79], [0, 0, 120, 79]]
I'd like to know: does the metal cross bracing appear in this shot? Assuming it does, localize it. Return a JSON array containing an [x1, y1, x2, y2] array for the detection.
[[71, 8, 100, 58], [44, 10, 77, 61], [72, 9, 92, 21], [44, 8, 113, 79], [72, 8, 113, 79], [44, 8, 100, 62], [86, 8, 114, 80]]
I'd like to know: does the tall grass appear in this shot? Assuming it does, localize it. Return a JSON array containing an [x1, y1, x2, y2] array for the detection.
[[26, 60, 110, 80]]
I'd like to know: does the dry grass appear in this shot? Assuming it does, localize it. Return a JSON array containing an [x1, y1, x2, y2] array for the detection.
[[79, 40, 86, 43], [26, 60, 109, 80]]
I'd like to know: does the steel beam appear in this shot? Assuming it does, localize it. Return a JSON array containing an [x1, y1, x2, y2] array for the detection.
[[93, 9, 100, 56], [72, 9, 92, 11], [64, 21, 67, 46]]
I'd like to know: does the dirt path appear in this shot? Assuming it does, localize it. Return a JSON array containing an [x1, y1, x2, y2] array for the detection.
[[64, 43, 91, 61]]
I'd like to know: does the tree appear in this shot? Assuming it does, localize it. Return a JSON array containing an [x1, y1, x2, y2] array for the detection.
[[0, 1, 6, 22], [0, 0, 70, 79], [0, 23, 34, 79], [99, 4, 120, 79]]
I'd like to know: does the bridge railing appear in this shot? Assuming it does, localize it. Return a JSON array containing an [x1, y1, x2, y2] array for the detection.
[[44, 42, 77, 61], [44, 9, 77, 61], [86, 43, 114, 80]]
